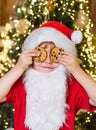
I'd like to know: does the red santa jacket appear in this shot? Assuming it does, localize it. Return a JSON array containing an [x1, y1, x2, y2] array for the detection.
[[4, 76, 96, 130]]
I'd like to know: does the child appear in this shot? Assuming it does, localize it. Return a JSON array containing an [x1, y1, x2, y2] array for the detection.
[[0, 21, 96, 130]]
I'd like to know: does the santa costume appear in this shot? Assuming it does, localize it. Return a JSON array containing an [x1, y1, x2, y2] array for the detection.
[[3, 21, 96, 130]]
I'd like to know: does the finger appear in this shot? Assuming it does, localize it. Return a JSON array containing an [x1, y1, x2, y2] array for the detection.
[[23, 50, 36, 53], [61, 51, 69, 55], [58, 56, 69, 64], [58, 55, 70, 61], [62, 51, 75, 58], [24, 52, 38, 57], [63, 51, 73, 55]]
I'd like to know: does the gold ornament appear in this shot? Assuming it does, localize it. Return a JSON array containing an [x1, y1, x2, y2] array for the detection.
[[75, 11, 89, 28], [46, 0, 57, 11], [16, 19, 31, 34]]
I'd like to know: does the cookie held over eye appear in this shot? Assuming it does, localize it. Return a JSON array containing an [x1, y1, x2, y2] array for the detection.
[[50, 47, 64, 63], [33, 47, 47, 62]]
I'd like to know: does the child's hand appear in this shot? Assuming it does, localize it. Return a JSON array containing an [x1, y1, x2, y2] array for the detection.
[[58, 51, 81, 74], [16, 50, 37, 71]]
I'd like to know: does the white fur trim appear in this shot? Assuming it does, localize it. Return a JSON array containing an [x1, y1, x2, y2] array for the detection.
[[22, 27, 76, 55], [23, 65, 68, 130], [71, 30, 83, 44]]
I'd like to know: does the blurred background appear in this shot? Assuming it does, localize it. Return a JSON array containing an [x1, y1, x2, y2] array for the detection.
[[0, 0, 96, 130]]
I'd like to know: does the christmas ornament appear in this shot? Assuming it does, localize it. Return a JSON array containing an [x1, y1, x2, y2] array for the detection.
[[75, 11, 89, 28], [16, 19, 31, 34], [46, 0, 57, 11]]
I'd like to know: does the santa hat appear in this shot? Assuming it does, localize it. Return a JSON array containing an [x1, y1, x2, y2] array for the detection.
[[22, 21, 83, 54]]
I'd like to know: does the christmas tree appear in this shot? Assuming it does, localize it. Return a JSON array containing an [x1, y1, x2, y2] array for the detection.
[[0, 0, 96, 129]]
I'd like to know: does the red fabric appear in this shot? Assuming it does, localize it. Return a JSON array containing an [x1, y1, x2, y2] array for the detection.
[[5, 77, 96, 130], [40, 21, 73, 39]]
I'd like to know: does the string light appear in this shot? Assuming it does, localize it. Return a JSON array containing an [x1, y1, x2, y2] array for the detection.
[[74, 0, 96, 80]]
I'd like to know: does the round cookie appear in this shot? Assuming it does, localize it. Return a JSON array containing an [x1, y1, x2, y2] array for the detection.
[[50, 47, 64, 63], [34, 46, 47, 62]]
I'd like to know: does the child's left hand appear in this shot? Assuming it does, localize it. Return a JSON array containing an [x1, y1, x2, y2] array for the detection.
[[58, 51, 80, 74]]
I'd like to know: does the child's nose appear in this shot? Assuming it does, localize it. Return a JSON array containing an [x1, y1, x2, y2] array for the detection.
[[45, 54, 52, 63]]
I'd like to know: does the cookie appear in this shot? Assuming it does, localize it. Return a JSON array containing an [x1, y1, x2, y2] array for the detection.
[[50, 47, 64, 63], [34, 47, 47, 62]]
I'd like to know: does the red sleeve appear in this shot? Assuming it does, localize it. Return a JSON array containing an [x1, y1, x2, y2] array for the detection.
[[68, 77, 96, 113], [75, 85, 90, 111], [75, 83, 96, 112], [6, 77, 23, 104]]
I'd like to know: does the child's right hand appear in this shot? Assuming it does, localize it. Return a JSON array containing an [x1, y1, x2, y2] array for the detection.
[[16, 50, 37, 71]]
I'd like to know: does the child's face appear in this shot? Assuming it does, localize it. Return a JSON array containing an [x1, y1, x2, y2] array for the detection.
[[33, 42, 60, 73]]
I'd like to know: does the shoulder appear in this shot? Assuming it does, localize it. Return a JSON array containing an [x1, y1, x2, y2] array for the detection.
[[67, 76, 88, 97], [68, 76, 82, 90], [12, 76, 24, 90], [6, 76, 26, 103], [67, 76, 90, 111]]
